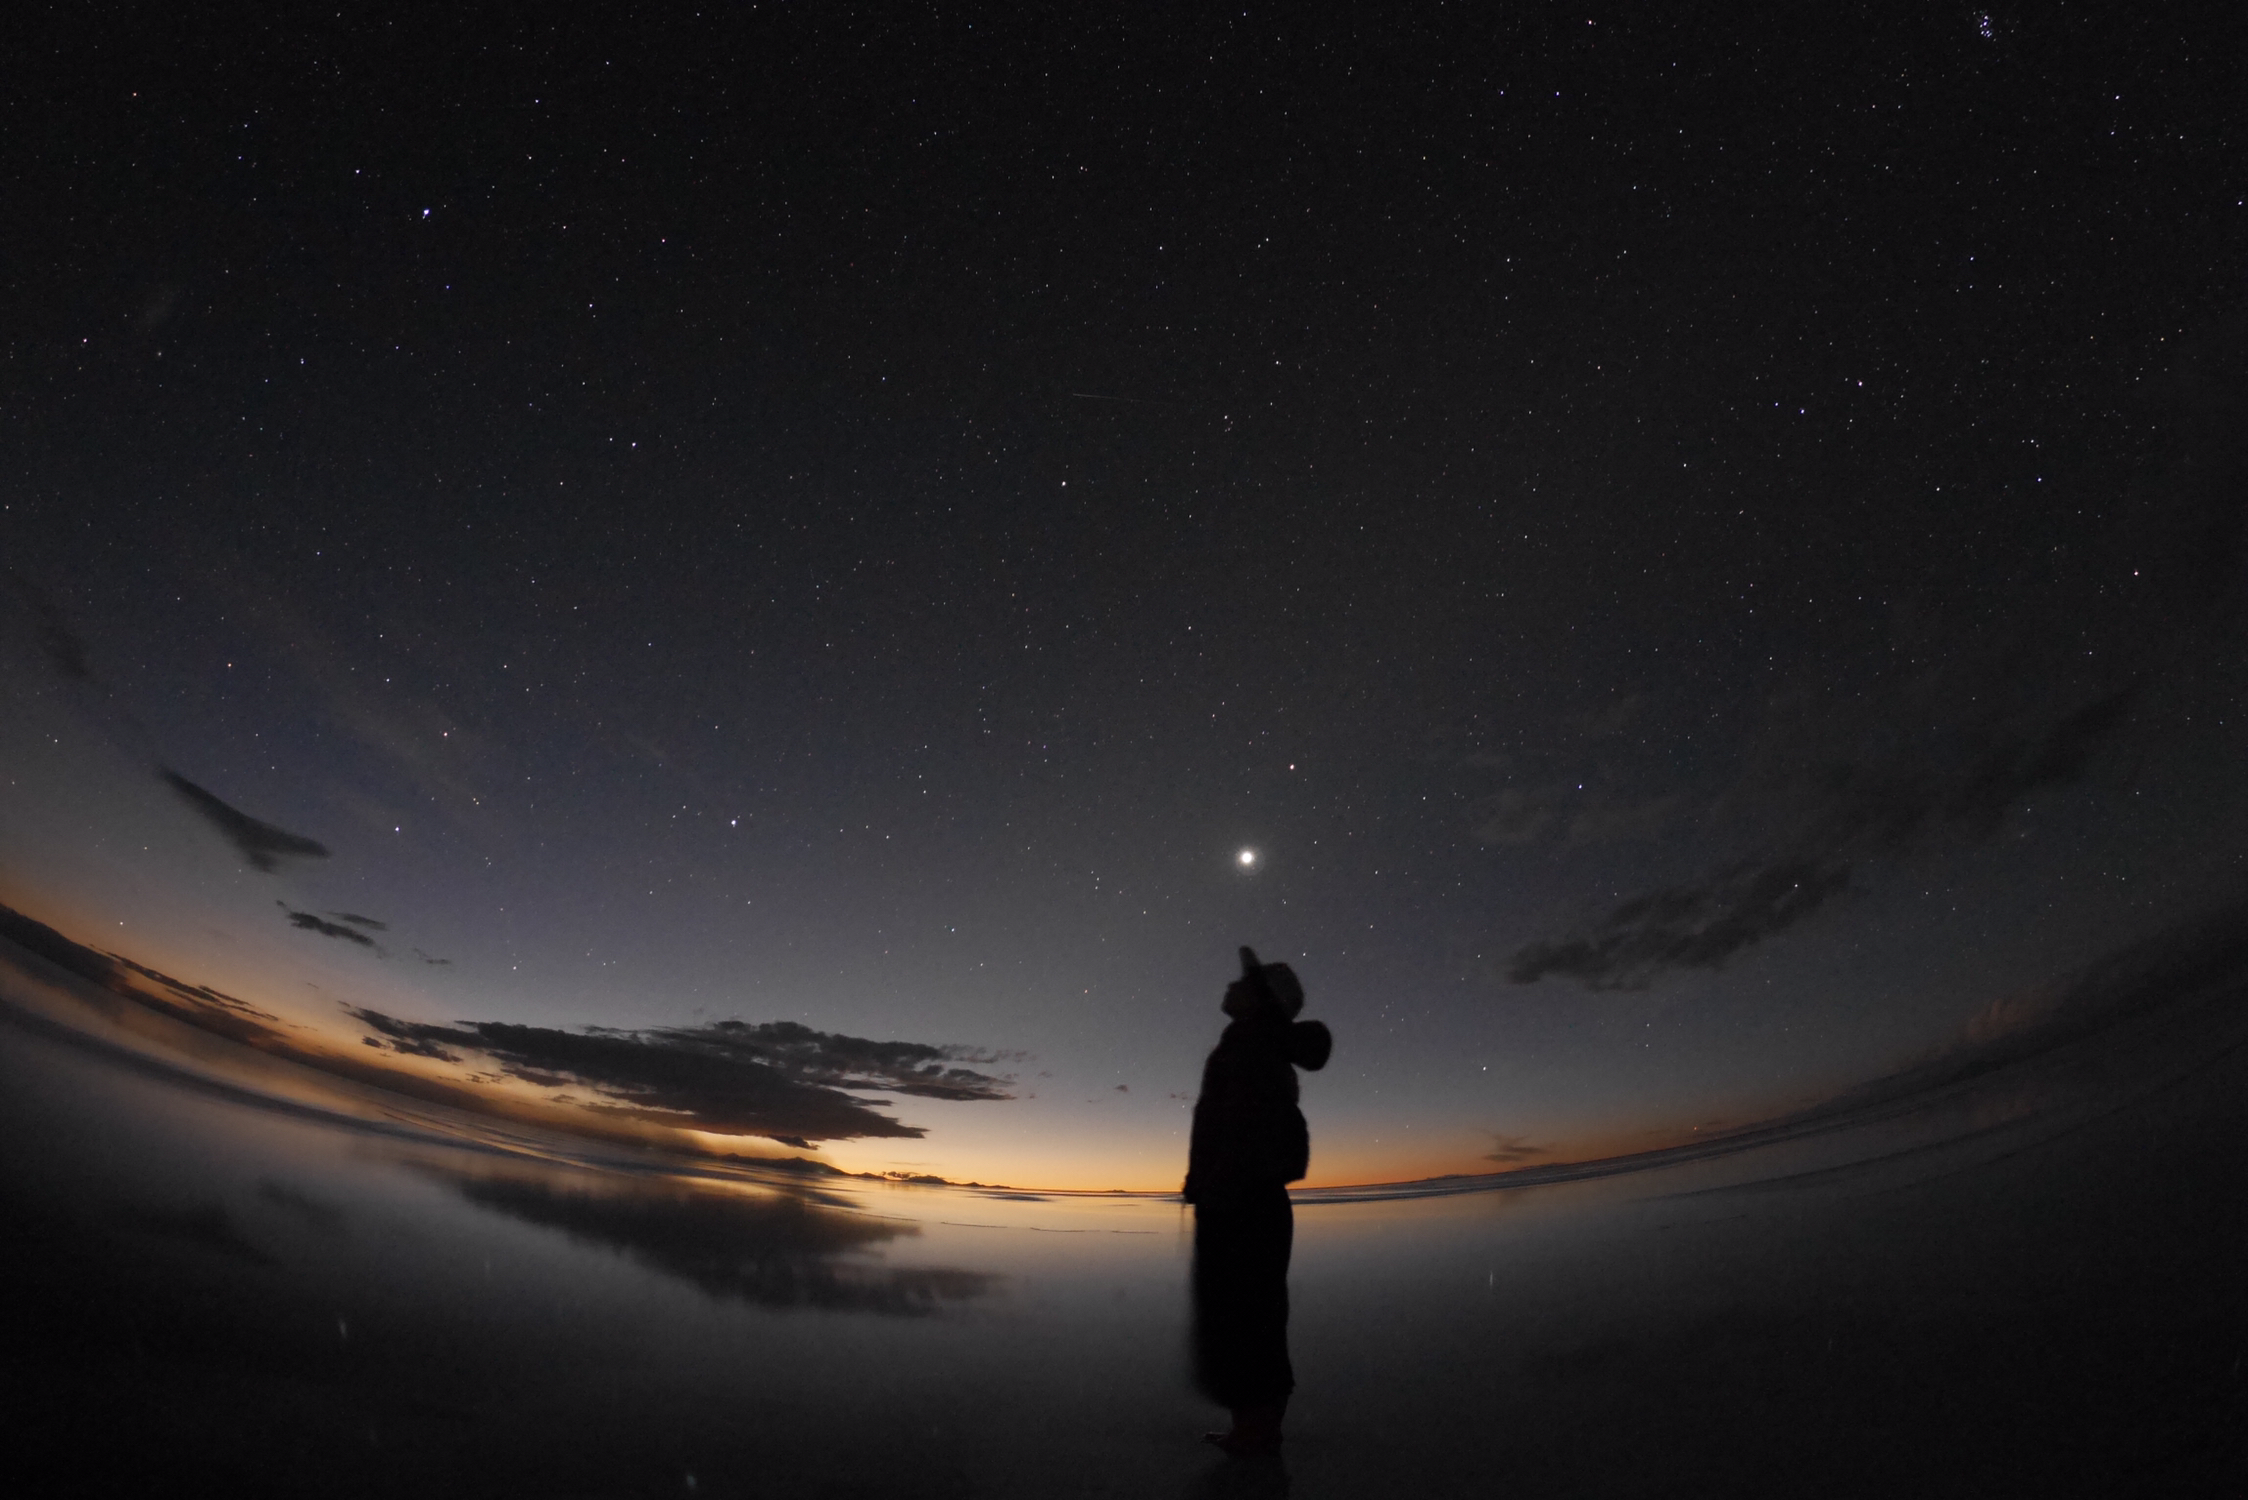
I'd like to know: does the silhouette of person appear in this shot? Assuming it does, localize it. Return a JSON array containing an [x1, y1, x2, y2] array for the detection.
[[1184, 946, 1332, 1455]]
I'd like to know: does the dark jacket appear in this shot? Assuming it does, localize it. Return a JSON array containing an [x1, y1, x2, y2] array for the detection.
[[1183, 1012, 1333, 1204]]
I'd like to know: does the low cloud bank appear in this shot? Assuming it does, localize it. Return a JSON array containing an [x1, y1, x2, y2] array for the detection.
[[0, 900, 1018, 1154], [351, 1008, 1017, 1145]]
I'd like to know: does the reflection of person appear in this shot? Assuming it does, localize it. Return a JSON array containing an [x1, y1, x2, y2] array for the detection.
[[1184, 946, 1332, 1456]]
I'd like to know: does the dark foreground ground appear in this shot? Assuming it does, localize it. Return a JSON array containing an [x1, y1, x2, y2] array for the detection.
[[0, 939, 2244, 1499]]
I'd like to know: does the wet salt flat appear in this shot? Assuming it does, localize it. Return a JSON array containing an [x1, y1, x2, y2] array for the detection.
[[3, 942, 2244, 1499]]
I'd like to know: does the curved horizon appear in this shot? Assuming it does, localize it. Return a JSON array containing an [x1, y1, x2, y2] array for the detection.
[[8, 884, 2238, 1199]]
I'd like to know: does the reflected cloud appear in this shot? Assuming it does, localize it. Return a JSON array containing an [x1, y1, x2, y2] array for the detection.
[[127, 1203, 279, 1269], [256, 1179, 346, 1233], [427, 1162, 1000, 1315]]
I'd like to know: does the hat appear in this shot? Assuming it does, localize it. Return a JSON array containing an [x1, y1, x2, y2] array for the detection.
[[1238, 946, 1305, 1018]]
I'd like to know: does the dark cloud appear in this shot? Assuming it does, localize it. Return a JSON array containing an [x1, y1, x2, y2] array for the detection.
[[1511, 859, 1854, 988], [161, 769, 330, 872], [430, 1164, 997, 1316], [285, 909, 377, 948], [327, 912, 388, 931], [1512, 688, 2140, 989], [345, 1008, 1016, 1144], [352, 1008, 462, 1062], [678, 1018, 1023, 1102]]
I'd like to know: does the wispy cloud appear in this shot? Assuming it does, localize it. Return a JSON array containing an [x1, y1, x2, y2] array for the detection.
[[1498, 351, 2247, 993], [162, 769, 330, 872], [1511, 688, 2139, 988], [285, 909, 377, 948], [1510, 859, 1855, 987]]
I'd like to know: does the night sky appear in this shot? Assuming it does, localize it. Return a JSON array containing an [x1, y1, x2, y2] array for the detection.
[[4, 3, 2244, 1189]]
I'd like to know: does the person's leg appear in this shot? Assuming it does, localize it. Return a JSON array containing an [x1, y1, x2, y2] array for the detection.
[[1201, 1190, 1296, 1454], [1193, 1203, 1250, 1416], [1240, 1193, 1295, 1447]]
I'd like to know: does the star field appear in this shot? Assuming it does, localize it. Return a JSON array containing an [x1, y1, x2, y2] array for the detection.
[[2, 2, 2244, 1186]]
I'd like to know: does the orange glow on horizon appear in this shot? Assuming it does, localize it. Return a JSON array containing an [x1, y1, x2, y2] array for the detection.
[[0, 894, 1749, 1195]]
